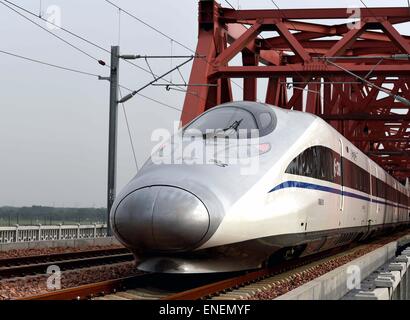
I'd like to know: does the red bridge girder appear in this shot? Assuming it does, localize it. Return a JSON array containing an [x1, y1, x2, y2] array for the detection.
[[181, 1, 410, 183]]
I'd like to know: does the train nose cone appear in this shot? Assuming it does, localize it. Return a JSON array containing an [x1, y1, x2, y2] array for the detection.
[[112, 186, 210, 251]]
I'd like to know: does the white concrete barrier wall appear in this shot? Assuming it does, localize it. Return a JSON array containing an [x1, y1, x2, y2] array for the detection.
[[343, 248, 410, 300], [0, 224, 107, 243], [0, 236, 121, 251], [276, 241, 398, 300]]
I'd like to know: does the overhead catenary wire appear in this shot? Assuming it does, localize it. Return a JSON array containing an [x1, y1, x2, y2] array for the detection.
[[224, 0, 236, 9], [119, 85, 205, 122], [119, 56, 195, 103], [1, 0, 165, 79], [0, 49, 102, 78], [118, 84, 184, 113], [103, 0, 243, 91], [1, 0, 202, 174], [1, 0, 182, 73], [359, 0, 380, 21], [116, 57, 213, 106], [0, 52, 195, 169], [2, 0, 110, 54], [103, 0, 195, 54], [267, 0, 341, 100], [119, 59, 209, 104], [0, 50, 183, 165], [176, 67, 187, 85], [144, 58, 157, 81], [356, 0, 410, 96], [0, 48, 185, 115], [2, 0, 215, 122], [118, 87, 139, 171], [118, 8, 122, 46], [326, 0, 410, 109], [2, 0, 210, 106], [268, 0, 315, 58], [0, 0, 107, 66], [360, 0, 410, 150], [228, 0, 316, 97], [119, 58, 208, 103], [1, 0, 204, 109], [227, 0, 325, 97]]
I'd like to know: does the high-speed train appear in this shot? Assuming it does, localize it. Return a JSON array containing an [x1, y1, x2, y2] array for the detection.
[[110, 101, 410, 273]]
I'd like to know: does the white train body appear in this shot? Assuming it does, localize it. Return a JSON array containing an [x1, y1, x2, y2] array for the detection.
[[111, 101, 410, 273]]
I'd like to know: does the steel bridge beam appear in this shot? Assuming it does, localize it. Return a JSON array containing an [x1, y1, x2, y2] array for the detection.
[[181, 1, 410, 181], [322, 114, 410, 121], [220, 7, 410, 21], [210, 65, 410, 78], [368, 151, 410, 156]]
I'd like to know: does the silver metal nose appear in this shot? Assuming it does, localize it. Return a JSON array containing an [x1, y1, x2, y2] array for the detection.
[[112, 186, 210, 251]]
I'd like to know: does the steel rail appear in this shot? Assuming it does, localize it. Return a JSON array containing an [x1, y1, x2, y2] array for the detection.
[[162, 246, 353, 300], [0, 248, 133, 279], [0, 247, 129, 267], [19, 275, 152, 300], [21, 231, 410, 300], [164, 231, 410, 300]]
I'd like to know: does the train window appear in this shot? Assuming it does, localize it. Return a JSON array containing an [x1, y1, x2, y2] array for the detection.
[[184, 107, 258, 139], [376, 179, 385, 198], [285, 146, 338, 183], [259, 112, 272, 129], [342, 159, 370, 193]]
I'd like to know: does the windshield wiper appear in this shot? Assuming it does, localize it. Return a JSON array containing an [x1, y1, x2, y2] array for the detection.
[[221, 118, 243, 133], [202, 119, 244, 139]]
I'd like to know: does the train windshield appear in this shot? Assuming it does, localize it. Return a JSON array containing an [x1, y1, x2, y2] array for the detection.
[[183, 107, 260, 139]]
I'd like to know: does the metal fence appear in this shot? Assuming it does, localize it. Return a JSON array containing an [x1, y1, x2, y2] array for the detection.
[[0, 224, 107, 243]]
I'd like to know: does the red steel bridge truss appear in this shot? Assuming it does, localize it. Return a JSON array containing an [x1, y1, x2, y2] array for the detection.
[[181, 1, 410, 183]]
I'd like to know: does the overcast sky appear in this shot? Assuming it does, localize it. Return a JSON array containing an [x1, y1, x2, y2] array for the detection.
[[0, 0, 409, 207]]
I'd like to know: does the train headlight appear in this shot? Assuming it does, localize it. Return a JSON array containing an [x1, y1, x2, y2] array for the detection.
[[257, 143, 271, 155]]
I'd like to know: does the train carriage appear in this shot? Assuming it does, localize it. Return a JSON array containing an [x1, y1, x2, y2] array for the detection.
[[111, 101, 410, 273]]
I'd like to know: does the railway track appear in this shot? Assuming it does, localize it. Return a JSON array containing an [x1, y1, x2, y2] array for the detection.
[[20, 244, 356, 300], [19, 275, 153, 300], [20, 232, 409, 300], [19, 271, 236, 300], [166, 234, 407, 300], [0, 248, 133, 279], [164, 244, 359, 300]]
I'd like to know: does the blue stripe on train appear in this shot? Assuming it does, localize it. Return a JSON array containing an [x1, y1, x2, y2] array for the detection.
[[268, 180, 409, 210]]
